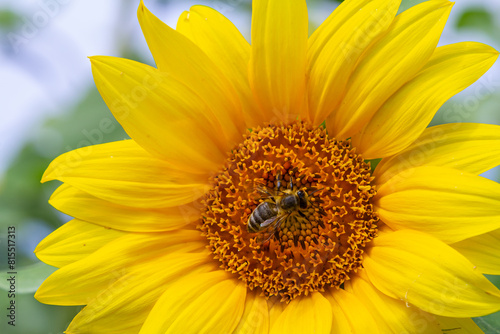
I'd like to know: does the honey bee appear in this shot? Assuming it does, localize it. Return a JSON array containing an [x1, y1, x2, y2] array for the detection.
[[247, 172, 317, 243]]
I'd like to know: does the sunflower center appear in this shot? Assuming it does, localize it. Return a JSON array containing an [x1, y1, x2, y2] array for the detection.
[[200, 121, 378, 302]]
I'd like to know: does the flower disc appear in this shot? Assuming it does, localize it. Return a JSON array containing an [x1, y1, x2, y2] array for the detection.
[[201, 122, 379, 302]]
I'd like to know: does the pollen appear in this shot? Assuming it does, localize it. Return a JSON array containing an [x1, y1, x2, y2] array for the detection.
[[199, 121, 378, 302]]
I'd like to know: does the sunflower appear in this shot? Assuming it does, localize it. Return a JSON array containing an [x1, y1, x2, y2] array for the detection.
[[35, 0, 500, 332]]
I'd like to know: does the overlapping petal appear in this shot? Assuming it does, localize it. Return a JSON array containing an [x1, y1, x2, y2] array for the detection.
[[325, 293, 352, 333], [327, 0, 453, 139], [35, 230, 204, 305], [270, 293, 332, 334], [137, 1, 245, 145], [233, 292, 269, 334], [35, 219, 125, 268], [42, 140, 208, 209], [327, 287, 380, 333], [249, 0, 308, 123], [49, 184, 201, 232], [376, 166, 500, 243], [66, 252, 213, 334], [268, 302, 285, 332], [139, 271, 246, 333], [90, 56, 230, 175], [352, 43, 499, 159], [435, 316, 485, 333], [307, 0, 400, 125], [345, 274, 442, 333], [176, 6, 264, 127], [364, 230, 500, 317], [374, 123, 500, 184], [452, 229, 500, 275]]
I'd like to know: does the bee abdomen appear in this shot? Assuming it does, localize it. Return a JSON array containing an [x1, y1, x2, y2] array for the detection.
[[247, 215, 261, 233], [247, 202, 277, 232]]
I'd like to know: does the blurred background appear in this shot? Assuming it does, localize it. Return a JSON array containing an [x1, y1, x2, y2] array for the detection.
[[0, 0, 499, 333]]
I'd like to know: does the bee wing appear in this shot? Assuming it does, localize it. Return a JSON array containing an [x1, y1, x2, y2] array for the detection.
[[256, 228, 276, 244], [256, 214, 289, 244], [255, 185, 275, 198], [260, 216, 278, 228], [243, 179, 276, 201]]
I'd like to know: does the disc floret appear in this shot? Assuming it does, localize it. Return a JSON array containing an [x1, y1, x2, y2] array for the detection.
[[200, 122, 378, 302]]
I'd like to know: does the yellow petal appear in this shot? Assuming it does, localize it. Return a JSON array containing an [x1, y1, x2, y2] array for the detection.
[[49, 184, 201, 232], [137, 1, 245, 145], [375, 166, 500, 243], [167, 281, 246, 334], [35, 230, 204, 305], [270, 293, 332, 334], [176, 6, 264, 127], [249, 0, 308, 123], [352, 43, 499, 159], [323, 292, 352, 334], [345, 274, 441, 333], [374, 122, 500, 185], [327, 0, 453, 139], [42, 140, 209, 209], [233, 291, 269, 334], [452, 229, 500, 275], [90, 56, 230, 174], [66, 252, 213, 334], [139, 271, 245, 334], [435, 316, 485, 334], [268, 300, 285, 331], [364, 230, 500, 317], [307, 0, 400, 125], [330, 287, 380, 333], [35, 219, 124, 268]]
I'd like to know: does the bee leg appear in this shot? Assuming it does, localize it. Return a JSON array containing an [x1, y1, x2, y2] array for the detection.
[[297, 210, 314, 225], [277, 171, 282, 191], [290, 175, 294, 191], [298, 210, 309, 220]]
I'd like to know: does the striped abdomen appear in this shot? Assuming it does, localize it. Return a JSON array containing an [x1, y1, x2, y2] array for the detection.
[[247, 201, 278, 233]]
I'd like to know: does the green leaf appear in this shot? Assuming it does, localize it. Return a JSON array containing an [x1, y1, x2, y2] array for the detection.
[[0, 262, 57, 294]]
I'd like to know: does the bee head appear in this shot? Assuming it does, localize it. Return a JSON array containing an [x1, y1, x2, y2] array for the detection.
[[297, 189, 308, 209]]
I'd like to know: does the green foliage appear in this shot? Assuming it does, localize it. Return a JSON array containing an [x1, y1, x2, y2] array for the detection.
[[474, 276, 500, 333], [474, 317, 500, 334], [429, 84, 500, 128], [457, 7, 496, 36], [0, 9, 20, 30], [367, 158, 382, 173], [0, 87, 128, 233], [398, 0, 425, 14], [0, 263, 56, 294], [0, 87, 127, 333], [0, 292, 80, 334]]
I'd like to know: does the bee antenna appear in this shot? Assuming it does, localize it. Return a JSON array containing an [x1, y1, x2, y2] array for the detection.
[[308, 188, 321, 196]]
